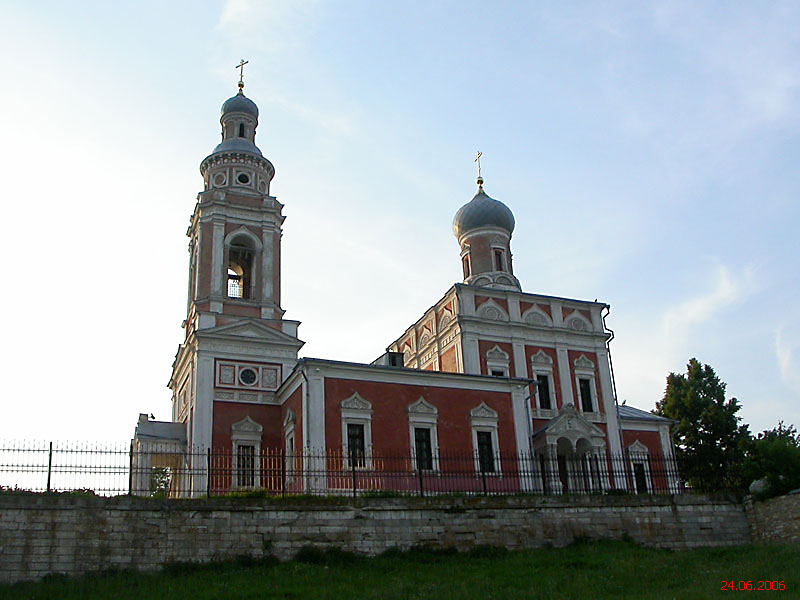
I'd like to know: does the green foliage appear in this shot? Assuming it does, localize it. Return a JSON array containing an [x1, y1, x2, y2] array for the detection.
[[149, 467, 171, 498], [743, 421, 800, 499], [3, 541, 798, 599], [654, 358, 750, 491]]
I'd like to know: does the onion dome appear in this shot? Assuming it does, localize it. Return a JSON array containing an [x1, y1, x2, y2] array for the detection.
[[452, 178, 515, 239], [221, 89, 259, 119]]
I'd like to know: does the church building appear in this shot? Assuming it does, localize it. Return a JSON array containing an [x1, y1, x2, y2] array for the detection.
[[132, 77, 677, 497]]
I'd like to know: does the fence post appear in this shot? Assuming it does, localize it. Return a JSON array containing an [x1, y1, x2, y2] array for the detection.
[[281, 448, 286, 499], [350, 451, 357, 499], [206, 447, 212, 497], [128, 441, 134, 495], [481, 467, 487, 496], [46, 441, 53, 492], [417, 460, 425, 497]]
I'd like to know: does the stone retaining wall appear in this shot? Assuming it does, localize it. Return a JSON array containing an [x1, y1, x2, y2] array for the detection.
[[0, 493, 750, 583], [747, 493, 800, 544]]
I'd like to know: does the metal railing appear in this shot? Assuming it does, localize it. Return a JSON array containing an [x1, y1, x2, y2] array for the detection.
[[0, 442, 685, 498]]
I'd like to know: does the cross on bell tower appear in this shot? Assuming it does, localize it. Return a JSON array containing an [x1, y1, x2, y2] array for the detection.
[[168, 78, 304, 470]]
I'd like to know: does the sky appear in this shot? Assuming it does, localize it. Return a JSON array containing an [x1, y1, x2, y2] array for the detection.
[[0, 1, 798, 443]]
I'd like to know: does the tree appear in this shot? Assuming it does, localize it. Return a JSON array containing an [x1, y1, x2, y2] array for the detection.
[[654, 358, 750, 491], [743, 421, 800, 499]]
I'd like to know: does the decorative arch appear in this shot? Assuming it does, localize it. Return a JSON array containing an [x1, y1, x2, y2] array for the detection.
[[564, 310, 592, 332], [522, 306, 552, 327], [477, 299, 508, 322]]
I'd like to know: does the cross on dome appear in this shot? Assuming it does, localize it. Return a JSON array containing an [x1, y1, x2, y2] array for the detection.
[[236, 59, 249, 91]]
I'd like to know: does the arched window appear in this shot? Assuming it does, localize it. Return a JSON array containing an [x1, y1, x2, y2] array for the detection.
[[227, 237, 254, 299], [238, 123, 245, 138]]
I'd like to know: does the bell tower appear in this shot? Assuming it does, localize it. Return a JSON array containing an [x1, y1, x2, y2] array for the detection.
[[168, 68, 303, 467]]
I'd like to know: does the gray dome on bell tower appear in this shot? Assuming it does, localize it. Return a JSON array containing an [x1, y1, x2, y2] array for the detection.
[[200, 75, 275, 196]]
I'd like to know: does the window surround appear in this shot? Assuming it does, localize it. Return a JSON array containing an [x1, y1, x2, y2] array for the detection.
[[573, 354, 598, 414], [530, 350, 556, 413], [339, 393, 373, 469], [485, 345, 510, 377], [407, 398, 440, 472], [627, 440, 653, 494], [231, 416, 263, 489], [469, 402, 501, 475]]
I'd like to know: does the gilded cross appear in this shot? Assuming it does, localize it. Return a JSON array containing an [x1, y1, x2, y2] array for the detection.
[[474, 151, 483, 178], [236, 59, 249, 88]]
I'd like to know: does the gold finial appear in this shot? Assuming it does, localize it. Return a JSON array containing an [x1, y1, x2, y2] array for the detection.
[[236, 59, 249, 92], [474, 151, 484, 190]]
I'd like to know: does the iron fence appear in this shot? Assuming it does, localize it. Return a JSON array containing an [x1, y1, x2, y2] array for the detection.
[[0, 441, 685, 498]]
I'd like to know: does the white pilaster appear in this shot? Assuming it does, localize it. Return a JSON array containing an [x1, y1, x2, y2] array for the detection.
[[555, 345, 574, 407], [462, 334, 481, 375], [261, 226, 274, 302], [211, 219, 225, 302], [512, 341, 527, 379]]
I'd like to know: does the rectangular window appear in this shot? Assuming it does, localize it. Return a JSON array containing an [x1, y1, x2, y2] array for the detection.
[[237, 444, 255, 487], [633, 462, 648, 494], [579, 378, 593, 413], [414, 427, 433, 471], [491, 369, 506, 377], [462, 255, 471, 278], [347, 423, 366, 468], [477, 431, 495, 473], [537, 374, 552, 410], [493, 249, 504, 271]]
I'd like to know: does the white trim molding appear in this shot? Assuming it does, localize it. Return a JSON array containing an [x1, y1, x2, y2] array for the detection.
[[340, 393, 373, 469], [627, 439, 653, 494], [573, 354, 598, 415], [469, 402, 501, 475], [231, 416, 263, 489], [485, 344, 510, 377], [408, 397, 440, 472]]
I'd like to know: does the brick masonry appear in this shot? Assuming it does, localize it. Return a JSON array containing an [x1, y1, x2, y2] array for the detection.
[[0, 493, 753, 583]]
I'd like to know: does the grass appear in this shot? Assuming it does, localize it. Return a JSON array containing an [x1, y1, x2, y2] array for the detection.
[[2, 541, 797, 599]]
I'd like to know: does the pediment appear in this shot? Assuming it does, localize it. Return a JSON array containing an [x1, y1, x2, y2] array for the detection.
[[573, 354, 595, 370], [340, 393, 372, 412], [542, 405, 604, 438], [486, 345, 509, 361], [283, 409, 296, 427], [628, 440, 649, 455], [531, 350, 553, 366], [231, 416, 263, 433], [199, 319, 302, 345], [408, 397, 437, 415], [470, 402, 498, 420]]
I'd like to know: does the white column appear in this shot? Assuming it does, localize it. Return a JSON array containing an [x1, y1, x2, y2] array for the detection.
[[261, 226, 274, 304], [210, 219, 225, 311], [511, 384, 534, 492], [462, 334, 481, 375], [192, 352, 214, 497], [596, 348, 622, 455], [555, 345, 574, 407], [512, 341, 527, 379], [304, 366, 327, 492]]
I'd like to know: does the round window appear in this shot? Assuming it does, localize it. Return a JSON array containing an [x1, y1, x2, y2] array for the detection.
[[237, 173, 250, 185], [239, 368, 257, 385]]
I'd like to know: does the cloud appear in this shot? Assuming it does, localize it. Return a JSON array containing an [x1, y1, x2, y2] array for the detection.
[[217, 0, 319, 49], [662, 265, 754, 336]]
